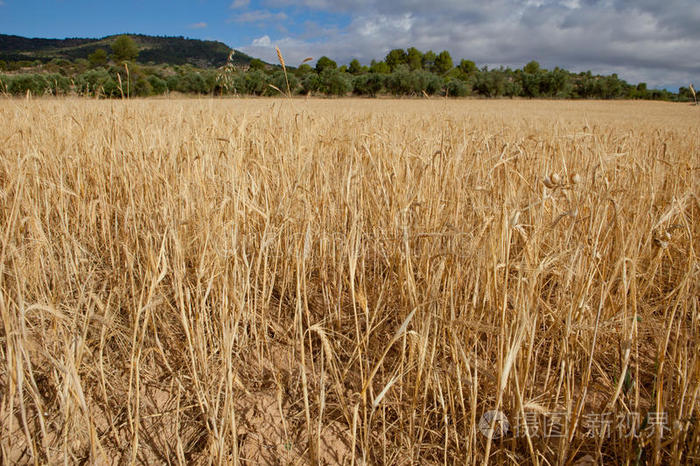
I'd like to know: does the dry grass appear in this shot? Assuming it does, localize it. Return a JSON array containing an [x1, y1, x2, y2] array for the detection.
[[0, 97, 698, 465]]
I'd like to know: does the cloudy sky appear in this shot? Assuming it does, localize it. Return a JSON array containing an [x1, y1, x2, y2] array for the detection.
[[1, 0, 698, 90]]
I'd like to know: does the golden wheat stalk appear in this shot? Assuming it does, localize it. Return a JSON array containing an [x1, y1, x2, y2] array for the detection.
[[268, 83, 284, 95], [116, 73, 124, 99], [124, 62, 130, 99], [690, 83, 697, 105], [2, 99, 697, 465], [276, 46, 286, 72], [275, 46, 291, 98]]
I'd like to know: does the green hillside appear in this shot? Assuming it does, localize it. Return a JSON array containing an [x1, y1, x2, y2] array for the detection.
[[0, 33, 255, 68]]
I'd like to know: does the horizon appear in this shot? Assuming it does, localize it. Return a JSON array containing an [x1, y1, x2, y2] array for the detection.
[[1, 0, 698, 92]]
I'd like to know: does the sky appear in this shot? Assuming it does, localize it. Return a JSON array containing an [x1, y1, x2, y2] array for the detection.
[[1, 0, 698, 90]]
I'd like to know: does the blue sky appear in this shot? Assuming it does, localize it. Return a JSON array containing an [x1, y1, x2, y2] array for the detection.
[[0, 1, 348, 46], [1, 0, 698, 90]]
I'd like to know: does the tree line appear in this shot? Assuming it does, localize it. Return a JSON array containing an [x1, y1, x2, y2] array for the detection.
[[0, 37, 693, 101]]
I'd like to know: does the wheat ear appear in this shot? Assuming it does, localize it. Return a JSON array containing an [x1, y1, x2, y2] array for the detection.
[[276, 46, 291, 98]]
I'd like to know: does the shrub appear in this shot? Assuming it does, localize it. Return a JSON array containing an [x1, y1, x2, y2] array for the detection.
[[44, 73, 72, 95], [445, 78, 470, 97], [474, 70, 505, 97], [353, 73, 385, 97], [111, 35, 139, 63], [7, 74, 48, 95], [177, 71, 208, 94], [521, 71, 543, 98], [294, 64, 314, 77], [88, 48, 109, 67], [148, 75, 168, 95], [301, 73, 322, 94], [268, 70, 299, 96], [386, 66, 415, 95], [166, 75, 180, 93], [133, 76, 153, 96], [102, 77, 120, 97], [387, 68, 443, 96], [235, 70, 269, 95], [503, 79, 523, 98], [415, 70, 444, 95], [315, 56, 337, 74], [318, 69, 352, 96], [76, 69, 112, 96]]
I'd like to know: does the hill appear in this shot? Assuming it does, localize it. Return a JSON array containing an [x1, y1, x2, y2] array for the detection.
[[0, 33, 256, 68]]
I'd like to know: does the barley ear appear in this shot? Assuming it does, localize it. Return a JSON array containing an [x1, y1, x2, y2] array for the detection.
[[276, 47, 286, 71], [268, 83, 285, 96], [117, 73, 124, 99], [275, 46, 292, 98], [124, 62, 130, 99]]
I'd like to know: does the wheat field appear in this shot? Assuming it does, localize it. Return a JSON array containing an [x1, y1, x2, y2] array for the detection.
[[0, 98, 698, 465]]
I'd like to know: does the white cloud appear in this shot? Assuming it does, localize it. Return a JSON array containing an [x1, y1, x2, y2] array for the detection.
[[237, 0, 700, 89], [252, 35, 272, 47], [231, 9, 288, 23], [357, 14, 413, 37], [188, 22, 208, 29], [230, 0, 249, 8], [561, 0, 581, 9]]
